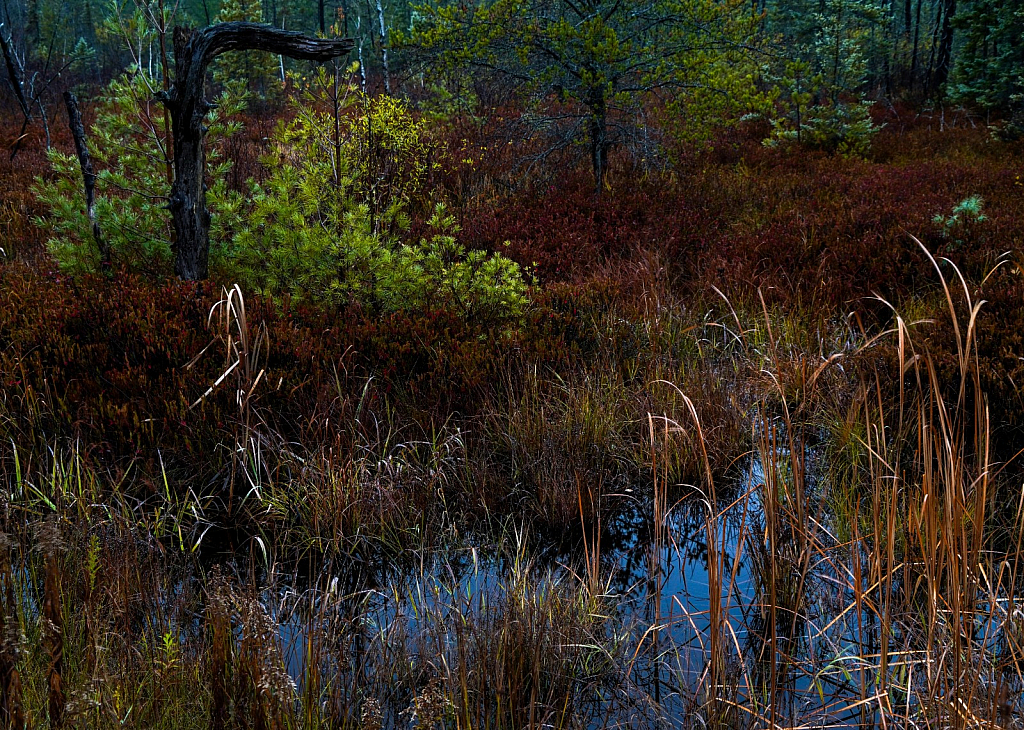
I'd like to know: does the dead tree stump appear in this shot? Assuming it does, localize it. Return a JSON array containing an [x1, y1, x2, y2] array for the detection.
[[159, 23, 352, 280]]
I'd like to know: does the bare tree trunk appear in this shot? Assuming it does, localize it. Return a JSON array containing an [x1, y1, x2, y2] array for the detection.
[[925, 0, 942, 93], [589, 90, 610, 195], [63, 91, 109, 270], [375, 0, 390, 95], [36, 97, 50, 149], [0, 24, 33, 160], [933, 0, 956, 90], [911, 0, 923, 88], [356, 15, 367, 92], [160, 22, 352, 280], [0, 26, 30, 121], [3, 23, 69, 159]]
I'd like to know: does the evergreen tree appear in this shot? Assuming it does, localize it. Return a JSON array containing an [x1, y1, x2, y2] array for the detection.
[[951, 0, 1024, 114], [212, 0, 283, 100], [762, 0, 885, 154]]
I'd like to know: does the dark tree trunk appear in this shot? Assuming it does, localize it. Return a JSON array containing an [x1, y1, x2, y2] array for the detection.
[[0, 25, 33, 160], [161, 22, 352, 280], [933, 0, 957, 90], [63, 91, 109, 270], [0, 27, 30, 121], [911, 0, 922, 87], [926, 0, 942, 93], [589, 90, 610, 195]]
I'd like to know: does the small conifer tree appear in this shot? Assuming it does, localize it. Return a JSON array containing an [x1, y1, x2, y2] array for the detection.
[[212, 0, 282, 101]]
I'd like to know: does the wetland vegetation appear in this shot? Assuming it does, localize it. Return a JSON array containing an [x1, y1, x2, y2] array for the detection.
[[1, 0, 1024, 725]]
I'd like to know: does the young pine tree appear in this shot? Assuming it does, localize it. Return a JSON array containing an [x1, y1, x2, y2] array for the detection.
[[212, 0, 283, 102]]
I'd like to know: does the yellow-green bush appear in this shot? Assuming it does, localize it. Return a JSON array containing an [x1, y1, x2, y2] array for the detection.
[[228, 94, 529, 324]]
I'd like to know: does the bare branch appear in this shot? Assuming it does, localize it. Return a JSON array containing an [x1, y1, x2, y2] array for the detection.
[[63, 91, 110, 271]]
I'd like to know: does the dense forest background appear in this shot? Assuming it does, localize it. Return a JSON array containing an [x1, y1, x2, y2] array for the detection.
[[2, 0, 1023, 174]]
